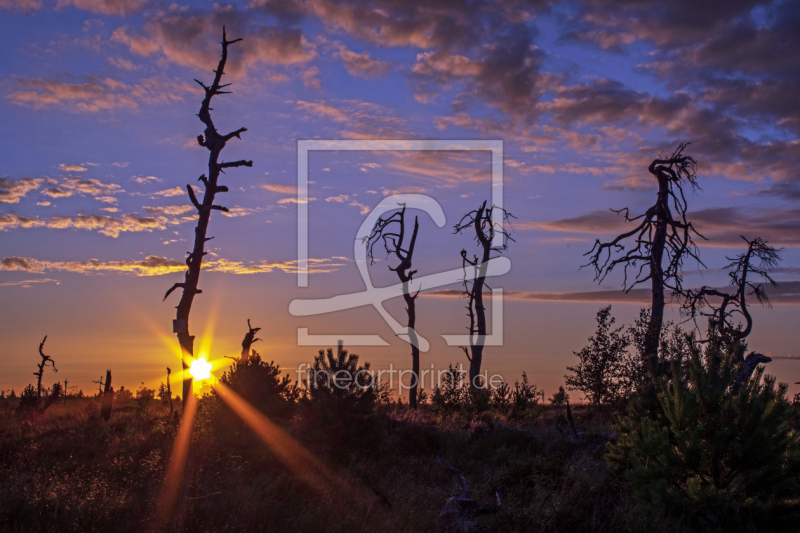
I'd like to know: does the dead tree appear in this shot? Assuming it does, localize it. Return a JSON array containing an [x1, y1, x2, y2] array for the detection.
[[34, 336, 57, 399], [453, 200, 514, 386], [241, 319, 262, 362], [365, 204, 422, 408], [100, 370, 113, 421], [92, 375, 105, 397], [163, 28, 252, 408], [584, 143, 704, 367], [166, 367, 174, 414], [683, 236, 782, 343]]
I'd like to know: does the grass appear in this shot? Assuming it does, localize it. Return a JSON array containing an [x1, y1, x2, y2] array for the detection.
[[0, 396, 690, 533]]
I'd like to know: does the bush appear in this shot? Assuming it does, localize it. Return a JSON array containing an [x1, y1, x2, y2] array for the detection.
[[549, 386, 569, 407], [220, 350, 299, 417], [565, 306, 636, 407], [607, 337, 800, 531]]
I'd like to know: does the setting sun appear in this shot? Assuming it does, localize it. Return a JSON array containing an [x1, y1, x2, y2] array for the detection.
[[189, 358, 213, 381]]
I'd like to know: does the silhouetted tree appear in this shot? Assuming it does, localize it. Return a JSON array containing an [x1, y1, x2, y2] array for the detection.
[[585, 143, 703, 369], [100, 370, 113, 421], [565, 306, 636, 406], [33, 336, 57, 399], [164, 28, 252, 408], [365, 204, 422, 408], [305, 342, 385, 412], [453, 200, 514, 386], [683, 236, 782, 343], [219, 320, 298, 416]]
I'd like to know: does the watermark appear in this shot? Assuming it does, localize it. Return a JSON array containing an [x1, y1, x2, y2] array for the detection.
[[295, 362, 507, 396], [289, 140, 507, 349]]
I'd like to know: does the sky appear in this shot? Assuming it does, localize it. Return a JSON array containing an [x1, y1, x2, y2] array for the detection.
[[1, 0, 799, 400]]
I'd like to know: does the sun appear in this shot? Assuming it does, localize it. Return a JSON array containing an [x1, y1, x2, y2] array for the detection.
[[189, 358, 213, 381]]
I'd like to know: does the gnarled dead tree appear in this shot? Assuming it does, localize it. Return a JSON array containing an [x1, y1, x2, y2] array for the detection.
[[584, 143, 704, 367], [164, 28, 252, 408], [453, 200, 514, 386], [240, 319, 262, 362], [365, 204, 422, 408], [34, 336, 57, 399], [683, 236, 782, 343]]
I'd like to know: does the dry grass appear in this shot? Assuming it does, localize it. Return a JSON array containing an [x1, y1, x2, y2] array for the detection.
[[0, 397, 688, 532]]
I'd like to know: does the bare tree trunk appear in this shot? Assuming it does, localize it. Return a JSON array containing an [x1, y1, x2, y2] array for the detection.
[[404, 291, 419, 408], [34, 336, 56, 400], [100, 370, 113, 421], [163, 28, 251, 409], [645, 181, 669, 366], [166, 367, 174, 415], [365, 207, 422, 408], [453, 201, 514, 386], [241, 319, 261, 362]]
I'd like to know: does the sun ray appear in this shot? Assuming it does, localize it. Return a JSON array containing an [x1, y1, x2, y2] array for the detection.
[[154, 392, 198, 527], [211, 382, 384, 515]]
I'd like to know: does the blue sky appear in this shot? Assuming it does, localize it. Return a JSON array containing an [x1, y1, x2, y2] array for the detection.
[[1, 0, 799, 398]]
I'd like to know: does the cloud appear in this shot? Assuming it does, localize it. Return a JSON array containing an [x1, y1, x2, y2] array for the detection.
[[0, 255, 184, 276], [59, 164, 87, 172], [0, 177, 43, 204], [278, 197, 316, 204], [143, 205, 193, 216], [332, 43, 391, 79], [527, 206, 800, 248], [56, 0, 147, 16], [0, 0, 42, 11], [0, 213, 46, 230], [294, 99, 409, 138], [8, 76, 200, 112], [150, 187, 184, 198], [110, 5, 316, 76], [42, 187, 72, 198], [0, 255, 346, 276], [262, 184, 296, 194], [0, 279, 60, 288], [429, 281, 800, 305], [0, 210, 188, 238], [46, 213, 182, 237], [221, 206, 265, 217], [131, 175, 161, 184], [203, 257, 345, 274], [326, 195, 349, 203]]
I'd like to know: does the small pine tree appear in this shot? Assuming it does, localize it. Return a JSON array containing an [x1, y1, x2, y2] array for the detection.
[[431, 363, 467, 412], [221, 349, 299, 417], [607, 336, 800, 530]]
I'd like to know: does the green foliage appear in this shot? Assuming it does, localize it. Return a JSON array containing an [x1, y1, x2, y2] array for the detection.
[[608, 337, 800, 531], [220, 349, 299, 417]]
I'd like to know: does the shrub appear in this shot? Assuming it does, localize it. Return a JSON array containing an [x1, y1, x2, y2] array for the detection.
[[220, 350, 299, 417], [565, 306, 636, 407], [607, 337, 800, 530], [549, 386, 569, 407], [135, 384, 155, 411], [431, 363, 467, 412]]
